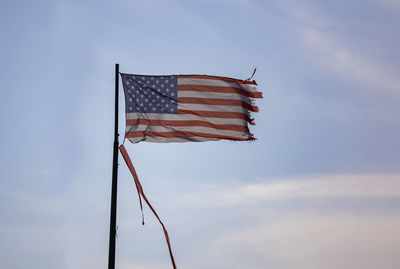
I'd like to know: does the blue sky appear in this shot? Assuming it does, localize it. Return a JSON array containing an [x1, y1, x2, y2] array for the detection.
[[1, 0, 400, 268]]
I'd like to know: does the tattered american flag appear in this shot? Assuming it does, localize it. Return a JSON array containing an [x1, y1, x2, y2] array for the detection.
[[120, 73, 262, 143]]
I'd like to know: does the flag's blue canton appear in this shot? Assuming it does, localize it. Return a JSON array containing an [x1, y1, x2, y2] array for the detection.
[[122, 74, 178, 114]]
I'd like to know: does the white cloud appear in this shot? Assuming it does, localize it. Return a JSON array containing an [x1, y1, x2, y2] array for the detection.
[[3, 173, 399, 269], [174, 173, 400, 207], [113, 173, 400, 269], [206, 212, 400, 269]]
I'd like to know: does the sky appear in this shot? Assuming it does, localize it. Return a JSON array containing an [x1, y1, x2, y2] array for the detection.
[[1, 0, 400, 268]]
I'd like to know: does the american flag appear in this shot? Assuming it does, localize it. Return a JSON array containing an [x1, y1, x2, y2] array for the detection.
[[120, 73, 262, 143]]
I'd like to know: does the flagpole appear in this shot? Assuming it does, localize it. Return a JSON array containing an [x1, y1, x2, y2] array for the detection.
[[108, 63, 119, 269]]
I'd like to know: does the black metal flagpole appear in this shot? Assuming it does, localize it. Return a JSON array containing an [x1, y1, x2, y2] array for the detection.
[[108, 63, 119, 269]]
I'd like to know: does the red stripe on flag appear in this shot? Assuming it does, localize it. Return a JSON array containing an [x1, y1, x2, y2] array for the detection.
[[126, 119, 249, 132], [177, 109, 254, 123], [177, 84, 263, 98], [178, 97, 259, 112]]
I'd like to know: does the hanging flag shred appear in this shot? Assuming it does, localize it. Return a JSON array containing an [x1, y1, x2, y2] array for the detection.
[[119, 144, 177, 269], [120, 73, 262, 143]]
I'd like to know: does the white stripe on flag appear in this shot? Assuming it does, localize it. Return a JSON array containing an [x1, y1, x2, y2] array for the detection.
[[126, 125, 250, 139], [125, 112, 248, 125], [127, 136, 220, 143]]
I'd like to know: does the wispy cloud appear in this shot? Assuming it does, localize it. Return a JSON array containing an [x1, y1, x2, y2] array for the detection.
[[292, 6, 400, 94], [373, 0, 400, 8]]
